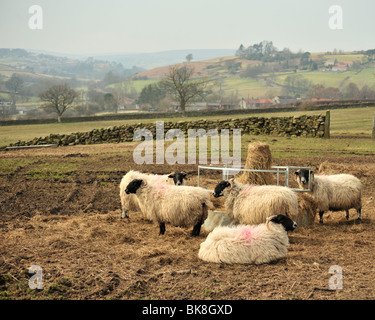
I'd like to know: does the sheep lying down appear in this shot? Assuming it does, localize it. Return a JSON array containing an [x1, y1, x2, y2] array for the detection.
[[198, 214, 297, 265]]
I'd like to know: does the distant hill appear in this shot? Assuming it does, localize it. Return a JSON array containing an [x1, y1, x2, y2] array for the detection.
[[94, 49, 235, 69], [1, 46, 375, 114], [0, 48, 143, 81], [126, 49, 375, 99]]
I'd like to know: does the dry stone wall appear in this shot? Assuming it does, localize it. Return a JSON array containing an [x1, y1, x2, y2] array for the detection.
[[7, 114, 326, 147]]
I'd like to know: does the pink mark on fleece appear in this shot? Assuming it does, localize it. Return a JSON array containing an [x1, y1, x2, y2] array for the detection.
[[150, 175, 167, 184], [238, 226, 262, 242], [152, 184, 168, 199], [242, 185, 259, 196], [316, 174, 330, 181], [239, 227, 252, 241]]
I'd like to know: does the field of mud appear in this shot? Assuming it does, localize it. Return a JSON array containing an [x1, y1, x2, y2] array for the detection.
[[1, 142, 374, 300]]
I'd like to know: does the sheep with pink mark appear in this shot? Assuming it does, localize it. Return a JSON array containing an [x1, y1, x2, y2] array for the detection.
[[198, 214, 297, 264], [125, 178, 214, 236], [213, 179, 299, 225], [119, 170, 187, 219]]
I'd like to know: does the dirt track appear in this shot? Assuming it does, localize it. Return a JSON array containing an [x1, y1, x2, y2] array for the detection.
[[0, 143, 374, 300]]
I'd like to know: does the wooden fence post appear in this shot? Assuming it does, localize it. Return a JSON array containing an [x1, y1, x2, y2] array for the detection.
[[324, 110, 330, 139], [372, 116, 375, 139]]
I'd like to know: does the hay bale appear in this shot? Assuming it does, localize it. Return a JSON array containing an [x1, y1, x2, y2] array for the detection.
[[295, 193, 317, 227], [236, 142, 274, 185]]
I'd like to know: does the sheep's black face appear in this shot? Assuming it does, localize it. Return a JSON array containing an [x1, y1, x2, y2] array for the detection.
[[168, 172, 187, 186], [270, 214, 297, 231], [295, 169, 312, 187], [125, 179, 143, 194], [213, 180, 231, 198]]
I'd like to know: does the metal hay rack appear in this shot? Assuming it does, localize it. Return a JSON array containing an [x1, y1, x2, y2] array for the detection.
[[197, 164, 312, 193]]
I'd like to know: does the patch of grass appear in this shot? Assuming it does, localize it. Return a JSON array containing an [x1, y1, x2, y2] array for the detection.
[[25, 161, 80, 180], [0, 107, 374, 148], [222, 76, 274, 97], [245, 135, 375, 161], [0, 159, 35, 175]]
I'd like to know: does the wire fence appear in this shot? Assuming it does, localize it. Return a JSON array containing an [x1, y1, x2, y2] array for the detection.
[[197, 164, 312, 192]]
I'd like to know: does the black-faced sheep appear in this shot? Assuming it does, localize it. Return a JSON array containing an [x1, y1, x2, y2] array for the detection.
[[198, 214, 297, 264], [213, 179, 299, 225], [125, 178, 214, 236], [295, 169, 362, 223], [119, 170, 187, 219]]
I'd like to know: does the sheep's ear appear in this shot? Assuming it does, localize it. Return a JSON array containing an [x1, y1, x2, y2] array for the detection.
[[270, 214, 283, 223], [294, 171, 300, 176], [141, 179, 147, 186], [167, 172, 175, 178]]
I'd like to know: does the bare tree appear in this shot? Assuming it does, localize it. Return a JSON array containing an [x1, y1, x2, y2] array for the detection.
[[5, 73, 24, 108], [186, 53, 193, 62], [104, 91, 123, 113], [160, 65, 209, 114], [39, 83, 78, 123]]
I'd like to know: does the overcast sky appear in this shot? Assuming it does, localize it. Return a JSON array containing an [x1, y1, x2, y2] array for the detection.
[[1, 0, 374, 55]]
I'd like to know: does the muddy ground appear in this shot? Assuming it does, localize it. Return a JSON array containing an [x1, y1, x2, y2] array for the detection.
[[0, 143, 374, 300]]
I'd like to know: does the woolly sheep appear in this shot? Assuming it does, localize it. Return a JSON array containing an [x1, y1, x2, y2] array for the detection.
[[125, 178, 214, 236], [198, 214, 297, 264], [119, 170, 187, 219], [295, 169, 362, 223], [213, 179, 299, 225]]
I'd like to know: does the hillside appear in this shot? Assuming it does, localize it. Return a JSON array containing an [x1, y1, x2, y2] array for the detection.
[[1, 47, 375, 120], [0, 48, 142, 81], [128, 50, 375, 99], [94, 49, 235, 69]]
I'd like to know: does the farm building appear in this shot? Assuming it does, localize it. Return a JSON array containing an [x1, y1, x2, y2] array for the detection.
[[239, 98, 274, 109]]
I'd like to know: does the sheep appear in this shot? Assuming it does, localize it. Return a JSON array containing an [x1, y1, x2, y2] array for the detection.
[[119, 170, 187, 219], [295, 169, 362, 224], [125, 178, 214, 236], [198, 214, 297, 264], [213, 179, 299, 225]]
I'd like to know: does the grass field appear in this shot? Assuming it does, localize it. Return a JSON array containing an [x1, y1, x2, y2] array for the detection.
[[221, 77, 275, 97], [1, 106, 374, 148]]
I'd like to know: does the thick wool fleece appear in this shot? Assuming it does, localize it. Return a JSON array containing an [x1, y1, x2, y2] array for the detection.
[[135, 184, 214, 227], [198, 222, 290, 264], [224, 182, 299, 225], [300, 174, 362, 212], [119, 170, 170, 215]]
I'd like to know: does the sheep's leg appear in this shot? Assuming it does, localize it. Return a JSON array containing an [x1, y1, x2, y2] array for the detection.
[[121, 209, 129, 219], [191, 222, 202, 237], [319, 210, 324, 224], [159, 222, 166, 235], [356, 208, 362, 222], [191, 203, 207, 236], [345, 210, 349, 220]]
